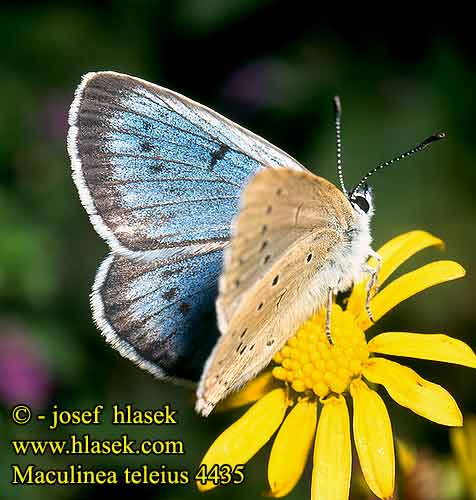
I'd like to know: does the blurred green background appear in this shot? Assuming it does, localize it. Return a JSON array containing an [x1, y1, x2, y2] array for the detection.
[[1, 2, 475, 499]]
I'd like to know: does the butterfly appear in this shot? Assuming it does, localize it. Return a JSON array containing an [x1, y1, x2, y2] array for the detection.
[[67, 72, 445, 416]]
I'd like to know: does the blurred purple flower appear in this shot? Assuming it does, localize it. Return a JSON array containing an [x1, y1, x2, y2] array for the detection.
[[222, 59, 283, 112], [0, 321, 52, 409]]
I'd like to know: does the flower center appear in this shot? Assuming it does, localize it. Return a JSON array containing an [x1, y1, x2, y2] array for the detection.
[[272, 305, 369, 398]]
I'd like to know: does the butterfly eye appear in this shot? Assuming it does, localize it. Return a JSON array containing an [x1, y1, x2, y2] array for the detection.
[[352, 196, 370, 213]]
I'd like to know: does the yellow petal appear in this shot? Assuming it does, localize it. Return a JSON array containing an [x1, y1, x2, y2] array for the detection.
[[369, 332, 476, 368], [311, 395, 351, 500], [268, 398, 317, 497], [363, 357, 462, 426], [216, 371, 275, 411], [348, 230, 443, 316], [197, 388, 287, 492], [350, 379, 395, 499], [356, 260, 466, 330]]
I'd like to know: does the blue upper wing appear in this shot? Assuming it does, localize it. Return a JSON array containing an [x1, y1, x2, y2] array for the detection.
[[67, 71, 305, 382], [68, 71, 305, 259]]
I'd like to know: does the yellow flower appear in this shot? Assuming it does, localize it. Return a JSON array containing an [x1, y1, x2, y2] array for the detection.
[[450, 414, 476, 499], [197, 231, 476, 499]]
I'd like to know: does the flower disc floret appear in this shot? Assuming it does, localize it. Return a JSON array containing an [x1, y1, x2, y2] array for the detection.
[[272, 306, 368, 397]]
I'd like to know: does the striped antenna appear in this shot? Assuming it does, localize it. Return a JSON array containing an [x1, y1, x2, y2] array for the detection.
[[350, 132, 447, 197], [333, 96, 347, 194]]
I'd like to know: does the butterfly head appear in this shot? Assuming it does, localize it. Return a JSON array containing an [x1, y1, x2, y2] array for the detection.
[[349, 183, 374, 217]]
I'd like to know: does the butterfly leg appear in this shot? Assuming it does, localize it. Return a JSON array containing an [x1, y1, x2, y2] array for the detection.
[[364, 250, 382, 323], [325, 288, 334, 345], [369, 249, 382, 294]]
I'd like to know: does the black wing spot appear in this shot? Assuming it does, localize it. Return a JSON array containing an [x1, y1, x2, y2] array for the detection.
[[235, 279, 240, 288], [262, 225, 267, 234], [307, 253, 313, 263], [236, 342, 243, 353], [276, 188, 283, 195], [240, 328, 248, 339], [143, 121, 152, 131], [249, 344, 255, 351], [257, 302, 264, 311], [179, 302, 190, 314], [163, 288, 178, 300], [209, 144, 229, 171], [276, 288, 287, 309], [266, 205, 272, 214], [272, 275, 279, 286], [239, 345, 246, 355], [264, 254, 271, 265], [267, 339, 275, 346], [260, 241, 268, 252], [162, 267, 183, 278], [140, 141, 153, 152]]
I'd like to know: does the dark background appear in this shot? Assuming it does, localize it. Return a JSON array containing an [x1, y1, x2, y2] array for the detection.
[[1, 2, 475, 499]]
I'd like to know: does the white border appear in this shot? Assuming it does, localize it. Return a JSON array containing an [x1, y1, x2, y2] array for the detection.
[[68, 72, 145, 259]]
